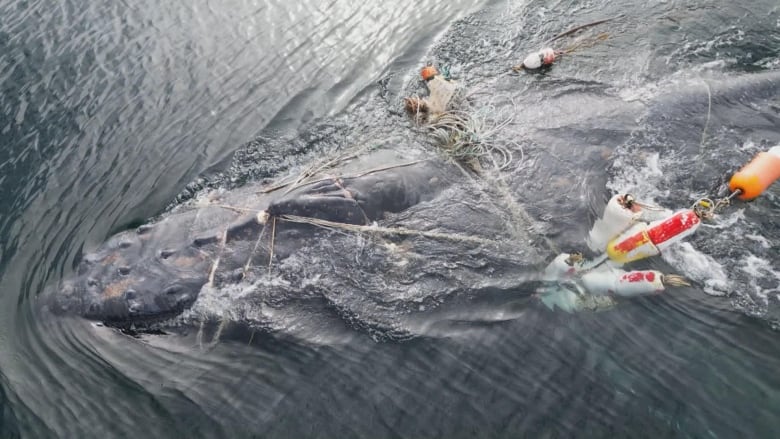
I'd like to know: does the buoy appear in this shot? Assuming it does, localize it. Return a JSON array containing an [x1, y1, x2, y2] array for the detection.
[[728, 146, 780, 201], [542, 253, 584, 281], [606, 209, 701, 264], [521, 48, 557, 70], [581, 269, 665, 297], [587, 194, 642, 253], [421, 65, 439, 81]]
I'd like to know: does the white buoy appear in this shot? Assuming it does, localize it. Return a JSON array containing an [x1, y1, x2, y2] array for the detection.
[[587, 194, 641, 253]]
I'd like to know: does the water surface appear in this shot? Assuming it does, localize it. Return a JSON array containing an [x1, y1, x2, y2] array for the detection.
[[2, 0, 779, 437]]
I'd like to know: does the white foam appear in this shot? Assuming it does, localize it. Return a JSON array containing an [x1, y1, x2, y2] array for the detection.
[[662, 242, 731, 297], [700, 208, 745, 230], [617, 81, 659, 102], [744, 234, 772, 249], [738, 255, 780, 305], [607, 151, 669, 205], [690, 60, 730, 73], [645, 153, 664, 177]]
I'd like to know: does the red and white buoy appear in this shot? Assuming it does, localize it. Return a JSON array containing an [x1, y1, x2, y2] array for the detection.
[[605, 209, 701, 264], [580, 269, 666, 297], [520, 47, 557, 70], [541, 253, 690, 302]]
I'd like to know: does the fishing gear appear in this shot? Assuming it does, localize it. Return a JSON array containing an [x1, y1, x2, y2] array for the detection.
[[604, 209, 701, 264], [543, 144, 780, 303], [513, 17, 619, 71], [542, 253, 689, 299], [728, 145, 780, 200]]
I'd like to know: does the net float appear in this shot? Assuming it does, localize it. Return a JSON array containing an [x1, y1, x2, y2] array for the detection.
[[587, 194, 642, 253], [581, 270, 663, 297], [605, 209, 701, 264], [728, 145, 780, 201], [519, 47, 557, 70], [581, 269, 688, 297]]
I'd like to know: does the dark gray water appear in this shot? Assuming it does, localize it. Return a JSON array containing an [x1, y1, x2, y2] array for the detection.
[[2, 0, 780, 437]]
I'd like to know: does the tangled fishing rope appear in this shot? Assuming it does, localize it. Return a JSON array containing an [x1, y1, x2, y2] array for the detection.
[[278, 214, 500, 245], [427, 107, 516, 171]]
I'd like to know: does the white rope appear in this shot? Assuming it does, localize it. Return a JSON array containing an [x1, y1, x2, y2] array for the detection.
[[278, 214, 500, 245]]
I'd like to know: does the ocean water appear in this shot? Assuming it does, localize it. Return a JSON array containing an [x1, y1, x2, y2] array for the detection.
[[1, 0, 779, 437]]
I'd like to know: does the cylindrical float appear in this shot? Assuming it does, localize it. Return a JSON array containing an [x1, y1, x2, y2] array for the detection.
[[728, 146, 780, 200], [606, 209, 701, 264], [587, 194, 641, 253], [581, 269, 665, 297]]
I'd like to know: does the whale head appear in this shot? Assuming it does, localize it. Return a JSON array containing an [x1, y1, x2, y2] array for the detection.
[[49, 229, 210, 328]]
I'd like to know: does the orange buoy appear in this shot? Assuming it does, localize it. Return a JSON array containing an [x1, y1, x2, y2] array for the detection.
[[728, 146, 780, 200], [420, 65, 439, 81]]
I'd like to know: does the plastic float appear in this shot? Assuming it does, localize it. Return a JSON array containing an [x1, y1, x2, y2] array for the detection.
[[728, 145, 780, 201], [605, 209, 701, 264], [587, 194, 642, 253], [512, 17, 618, 72], [580, 269, 689, 297], [420, 65, 439, 81], [515, 48, 557, 70], [540, 253, 688, 313]]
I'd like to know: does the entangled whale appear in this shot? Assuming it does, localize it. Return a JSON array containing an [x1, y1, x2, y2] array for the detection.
[[45, 148, 541, 331], [41, 69, 780, 334]]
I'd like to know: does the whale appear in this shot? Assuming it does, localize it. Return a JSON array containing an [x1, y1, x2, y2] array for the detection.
[[41, 69, 780, 334], [44, 147, 542, 331]]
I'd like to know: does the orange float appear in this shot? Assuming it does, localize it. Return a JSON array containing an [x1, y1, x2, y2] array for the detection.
[[728, 146, 780, 200], [420, 65, 439, 81]]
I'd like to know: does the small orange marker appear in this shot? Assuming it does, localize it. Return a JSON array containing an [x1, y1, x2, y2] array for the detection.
[[420, 65, 439, 81], [729, 146, 780, 200]]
